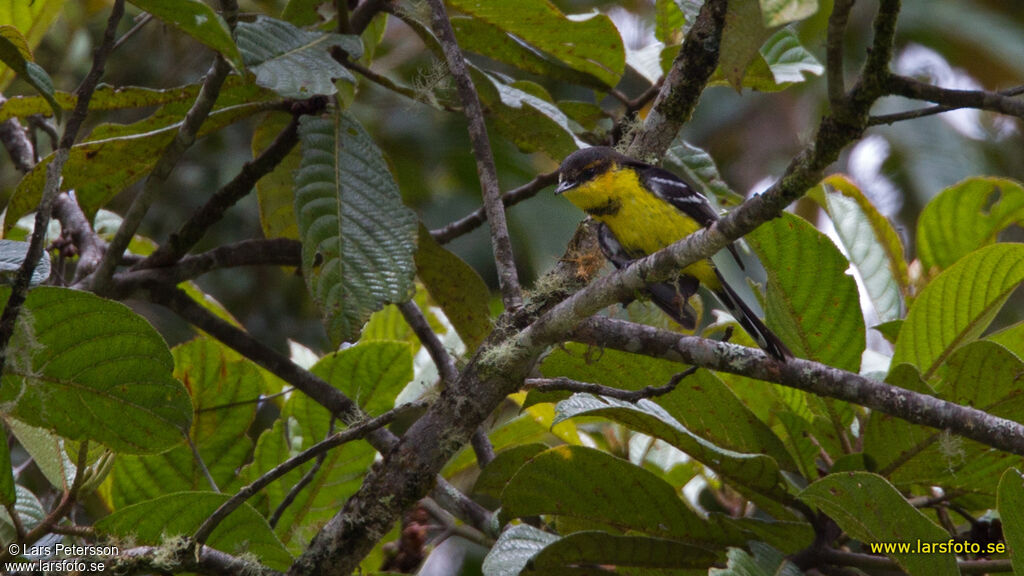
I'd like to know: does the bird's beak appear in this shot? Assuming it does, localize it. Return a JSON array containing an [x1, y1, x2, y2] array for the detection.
[[555, 179, 575, 194]]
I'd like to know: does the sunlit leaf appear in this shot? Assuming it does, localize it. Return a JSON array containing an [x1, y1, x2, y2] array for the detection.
[[917, 177, 1024, 274], [747, 213, 865, 371], [448, 0, 625, 88], [813, 175, 908, 322], [999, 468, 1024, 575], [0, 25, 59, 118], [892, 243, 1024, 380], [0, 0, 64, 91], [107, 338, 261, 507], [253, 113, 301, 240], [759, 0, 819, 27], [0, 287, 191, 454]]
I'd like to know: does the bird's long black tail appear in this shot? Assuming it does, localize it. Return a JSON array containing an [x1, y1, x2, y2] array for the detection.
[[712, 269, 792, 361]]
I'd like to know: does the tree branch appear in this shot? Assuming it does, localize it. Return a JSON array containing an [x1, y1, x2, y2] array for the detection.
[[193, 402, 421, 545], [625, 0, 727, 159], [114, 238, 301, 295], [424, 0, 522, 311], [0, 0, 125, 386], [826, 0, 855, 110], [399, 300, 457, 384], [524, 368, 697, 403], [868, 83, 1024, 125], [571, 316, 1024, 456], [111, 545, 282, 576], [86, 54, 233, 293], [0, 100, 34, 172], [430, 171, 558, 244], [139, 116, 301, 269], [885, 74, 1024, 119]]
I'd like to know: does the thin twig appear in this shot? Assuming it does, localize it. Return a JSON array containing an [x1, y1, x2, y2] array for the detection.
[[139, 116, 301, 269], [425, 0, 522, 311], [399, 300, 457, 383], [350, 0, 390, 34], [112, 545, 282, 576], [52, 192, 106, 282], [269, 419, 334, 528], [826, 0, 855, 111], [0, 0, 125, 387], [197, 387, 294, 413], [0, 442, 91, 562], [193, 403, 420, 545], [524, 367, 697, 402], [86, 55, 233, 293], [430, 171, 558, 244], [115, 238, 301, 295], [881, 76, 1024, 120], [186, 433, 220, 492], [112, 13, 154, 52]]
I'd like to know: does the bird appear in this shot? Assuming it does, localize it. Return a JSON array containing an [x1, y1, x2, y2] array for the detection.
[[555, 146, 792, 361]]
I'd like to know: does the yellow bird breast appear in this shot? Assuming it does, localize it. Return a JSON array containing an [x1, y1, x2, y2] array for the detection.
[[562, 167, 717, 286]]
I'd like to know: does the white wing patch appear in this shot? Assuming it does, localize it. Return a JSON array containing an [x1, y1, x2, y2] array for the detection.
[[648, 176, 710, 204]]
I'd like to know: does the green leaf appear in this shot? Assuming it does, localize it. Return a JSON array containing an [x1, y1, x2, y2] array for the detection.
[[502, 445, 733, 545], [0, 240, 50, 286], [281, 0, 333, 26], [663, 139, 745, 207], [95, 492, 292, 571], [237, 16, 362, 99], [254, 114, 301, 240], [128, 0, 244, 71], [799, 472, 957, 576], [987, 322, 1024, 358], [311, 341, 413, 415], [246, 405, 376, 550], [812, 175, 908, 322], [540, 344, 795, 471], [656, 0, 687, 44], [917, 177, 1024, 274], [295, 112, 418, 344], [892, 243, 1024, 380], [0, 0, 64, 91], [998, 468, 1024, 574], [444, 412, 570, 477], [107, 338, 260, 507], [759, 0, 819, 27], [0, 425, 13, 505], [0, 485, 44, 545], [448, 0, 625, 88], [709, 542, 804, 576], [0, 287, 191, 454], [451, 17, 604, 89], [0, 81, 254, 124], [720, 0, 776, 90], [472, 67, 584, 159], [483, 524, 560, 576], [554, 395, 789, 507], [531, 531, 718, 570], [758, 27, 824, 84], [474, 443, 548, 498], [4, 419, 75, 490], [747, 212, 866, 372], [0, 26, 59, 119], [6, 98, 270, 232], [415, 225, 491, 352]]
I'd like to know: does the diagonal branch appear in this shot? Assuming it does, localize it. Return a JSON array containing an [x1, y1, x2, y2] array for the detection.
[[139, 116, 301, 269], [430, 171, 558, 244], [625, 0, 727, 159], [0, 0, 125, 385], [193, 402, 423, 545], [869, 83, 1024, 125], [424, 0, 522, 312], [571, 316, 1024, 456]]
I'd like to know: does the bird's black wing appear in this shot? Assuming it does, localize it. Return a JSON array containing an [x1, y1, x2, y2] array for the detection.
[[636, 164, 745, 270], [597, 223, 699, 329]]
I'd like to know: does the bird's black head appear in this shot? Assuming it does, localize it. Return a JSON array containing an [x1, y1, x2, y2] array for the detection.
[[556, 146, 632, 194]]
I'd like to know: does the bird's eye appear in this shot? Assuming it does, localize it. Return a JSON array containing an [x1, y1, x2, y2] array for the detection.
[[581, 168, 596, 179]]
